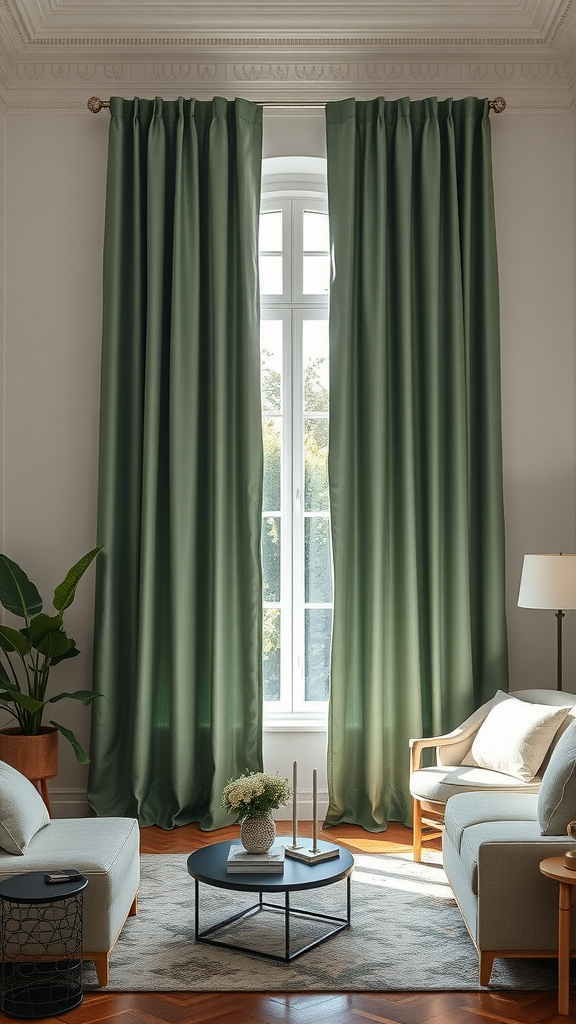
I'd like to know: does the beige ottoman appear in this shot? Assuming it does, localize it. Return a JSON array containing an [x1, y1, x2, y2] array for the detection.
[[0, 816, 140, 986]]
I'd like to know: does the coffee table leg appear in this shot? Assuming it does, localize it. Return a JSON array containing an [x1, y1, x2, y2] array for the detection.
[[347, 875, 351, 924], [285, 891, 290, 961], [195, 878, 199, 940]]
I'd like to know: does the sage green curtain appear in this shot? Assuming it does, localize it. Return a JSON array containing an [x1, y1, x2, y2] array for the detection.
[[88, 96, 264, 830], [324, 96, 508, 832]]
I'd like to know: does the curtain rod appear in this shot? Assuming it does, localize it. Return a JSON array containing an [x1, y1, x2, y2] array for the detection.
[[87, 95, 507, 114]]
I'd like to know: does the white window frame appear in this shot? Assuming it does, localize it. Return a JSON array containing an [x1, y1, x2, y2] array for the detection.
[[260, 158, 330, 727]]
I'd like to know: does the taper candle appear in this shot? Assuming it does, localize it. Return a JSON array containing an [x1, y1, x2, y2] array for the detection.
[[312, 768, 318, 852], [292, 760, 298, 847]]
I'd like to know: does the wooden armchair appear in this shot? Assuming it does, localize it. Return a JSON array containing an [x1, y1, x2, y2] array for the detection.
[[409, 689, 576, 861]]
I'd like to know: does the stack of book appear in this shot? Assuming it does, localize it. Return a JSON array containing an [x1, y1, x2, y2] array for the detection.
[[226, 843, 285, 873]]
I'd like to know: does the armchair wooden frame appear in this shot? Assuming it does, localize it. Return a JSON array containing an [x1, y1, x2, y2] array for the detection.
[[409, 719, 483, 862]]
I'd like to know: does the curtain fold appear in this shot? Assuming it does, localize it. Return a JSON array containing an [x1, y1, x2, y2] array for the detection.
[[87, 96, 264, 830], [324, 96, 508, 832]]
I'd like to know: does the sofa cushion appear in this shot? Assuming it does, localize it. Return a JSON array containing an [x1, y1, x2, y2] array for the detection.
[[0, 760, 49, 854], [461, 694, 570, 782], [538, 717, 576, 835], [444, 790, 540, 852]]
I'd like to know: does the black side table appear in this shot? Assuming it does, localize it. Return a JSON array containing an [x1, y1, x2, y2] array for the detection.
[[0, 871, 88, 1020]]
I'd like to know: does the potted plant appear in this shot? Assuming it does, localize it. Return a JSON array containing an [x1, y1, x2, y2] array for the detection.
[[0, 547, 103, 785], [222, 770, 291, 853]]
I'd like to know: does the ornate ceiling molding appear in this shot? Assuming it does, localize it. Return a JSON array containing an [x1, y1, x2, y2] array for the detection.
[[4, 37, 561, 48], [1, 0, 575, 109]]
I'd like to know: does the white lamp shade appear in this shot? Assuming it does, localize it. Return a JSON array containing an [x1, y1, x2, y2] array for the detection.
[[518, 554, 576, 610]]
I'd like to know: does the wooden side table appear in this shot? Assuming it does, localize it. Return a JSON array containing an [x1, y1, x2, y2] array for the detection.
[[540, 856, 576, 1015]]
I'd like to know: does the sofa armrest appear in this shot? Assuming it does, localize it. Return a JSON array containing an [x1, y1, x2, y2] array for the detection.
[[476, 838, 576, 951]]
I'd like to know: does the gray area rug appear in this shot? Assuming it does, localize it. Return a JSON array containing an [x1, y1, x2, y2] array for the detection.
[[84, 850, 562, 992]]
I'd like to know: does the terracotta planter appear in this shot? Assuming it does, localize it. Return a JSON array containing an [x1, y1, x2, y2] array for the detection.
[[0, 726, 59, 782]]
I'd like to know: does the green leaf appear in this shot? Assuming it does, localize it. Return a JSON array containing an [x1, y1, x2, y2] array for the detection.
[[49, 720, 90, 764], [0, 689, 44, 714], [0, 554, 43, 619], [36, 631, 75, 660], [48, 689, 102, 706], [53, 547, 103, 614], [0, 625, 32, 657], [50, 646, 81, 667], [0, 631, 15, 654], [25, 614, 64, 648], [0, 664, 16, 688]]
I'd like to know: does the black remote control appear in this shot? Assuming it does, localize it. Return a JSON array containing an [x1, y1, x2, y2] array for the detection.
[[44, 871, 83, 884]]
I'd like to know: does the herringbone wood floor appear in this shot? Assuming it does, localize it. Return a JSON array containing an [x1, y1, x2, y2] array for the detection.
[[1, 822, 568, 1024]]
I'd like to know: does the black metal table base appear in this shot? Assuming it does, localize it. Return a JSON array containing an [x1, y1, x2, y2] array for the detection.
[[194, 876, 351, 962], [1, 962, 83, 1020]]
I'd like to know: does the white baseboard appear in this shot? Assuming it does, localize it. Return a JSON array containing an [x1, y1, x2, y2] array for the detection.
[[50, 791, 329, 823], [49, 790, 90, 818], [272, 793, 329, 822]]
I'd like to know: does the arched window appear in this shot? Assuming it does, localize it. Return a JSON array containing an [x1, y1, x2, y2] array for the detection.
[[259, 157, 331, 722]]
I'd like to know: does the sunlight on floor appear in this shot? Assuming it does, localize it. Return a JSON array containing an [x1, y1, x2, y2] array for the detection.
[[352, 853, 452, 900]]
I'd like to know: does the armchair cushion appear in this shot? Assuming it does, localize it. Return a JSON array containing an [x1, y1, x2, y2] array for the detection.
[[538, 717, 576, 835], [461, 694, 570, 782], [0, 760, 49, 854], [410, 764, 540, 805]]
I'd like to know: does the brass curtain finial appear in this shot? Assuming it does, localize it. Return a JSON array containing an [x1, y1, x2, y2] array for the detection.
[[489, 96, 506, 113], [87, 96, 110, 113]]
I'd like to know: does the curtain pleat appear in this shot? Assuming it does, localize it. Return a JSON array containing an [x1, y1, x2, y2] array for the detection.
[[324, 96, 508, 831], [88, 96, 264, 829]]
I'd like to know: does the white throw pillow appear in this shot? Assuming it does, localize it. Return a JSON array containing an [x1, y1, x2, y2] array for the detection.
[[0, 760, 50, 854], [462, 696, 571, 782]]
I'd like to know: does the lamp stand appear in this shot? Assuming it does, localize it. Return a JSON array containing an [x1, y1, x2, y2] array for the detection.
[[556, 609, 565, 691]]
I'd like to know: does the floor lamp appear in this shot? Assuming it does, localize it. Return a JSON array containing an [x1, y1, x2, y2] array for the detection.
[[517, 553, 576, 691]]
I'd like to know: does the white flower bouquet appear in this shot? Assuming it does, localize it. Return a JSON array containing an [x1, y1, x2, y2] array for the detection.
[[222, 770, 292, 821]]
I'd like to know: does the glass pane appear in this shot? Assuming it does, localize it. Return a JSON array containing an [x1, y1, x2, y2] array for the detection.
[[260, 255, 283, 295], [305, 517, 332, 603], [305, 608, 332, 702], [263, 417, 281, 512], [303, 254, 330, 295], [303, 320, 329, 412], [262, 516, 281, 603], [260, 320, 282, 414], [305, 418, 329, 511], [263, 608, 281, 701], [303, 210, 329, 253], [260, 210, 283, 253]]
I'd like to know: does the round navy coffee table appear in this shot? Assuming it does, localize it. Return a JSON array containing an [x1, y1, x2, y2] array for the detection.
[[187, 840, 354, 962]]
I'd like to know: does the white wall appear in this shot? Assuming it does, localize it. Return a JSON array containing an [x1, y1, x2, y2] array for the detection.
[[0, 104, 573, 818], [3, 109, 108, 814], [493, 111, 575, 693]]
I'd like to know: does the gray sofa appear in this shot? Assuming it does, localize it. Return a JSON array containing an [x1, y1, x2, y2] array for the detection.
[[443, 715, 576, 985]]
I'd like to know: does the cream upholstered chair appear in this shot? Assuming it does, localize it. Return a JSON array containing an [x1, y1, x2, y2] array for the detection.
[[409, 688, 576, 861], [0, 761, 140, 987]]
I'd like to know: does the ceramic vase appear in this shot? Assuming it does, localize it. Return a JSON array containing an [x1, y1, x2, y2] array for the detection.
[[240, 814, 276, 853]]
